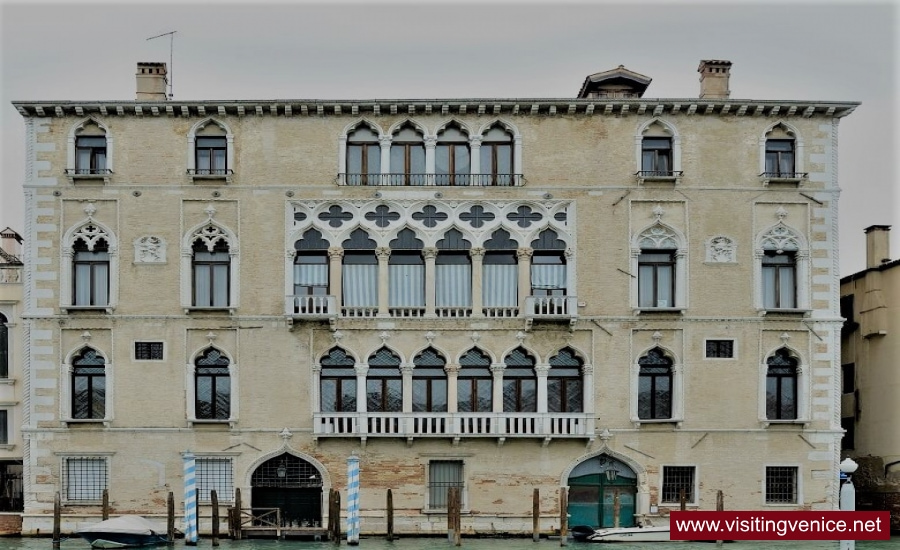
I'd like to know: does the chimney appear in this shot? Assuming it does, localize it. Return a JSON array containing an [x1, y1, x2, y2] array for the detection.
[[864, 225, 892, 268], [0, 228, 22, 261], [698, 59, 732, 99], [136, 62, 168, 101]]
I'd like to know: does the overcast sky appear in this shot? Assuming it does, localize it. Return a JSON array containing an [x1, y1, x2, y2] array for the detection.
[[1, 0, 897, 275]]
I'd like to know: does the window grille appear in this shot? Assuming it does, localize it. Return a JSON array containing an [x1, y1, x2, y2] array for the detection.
[[251, 454, 323, 488], [135, 342, 164, 361], [196, 458, 233, 502], [662, 466, 695, 503], [705, 340, 734, 358], [428, 460, 463, 509], [65, 457, 108, 501], [765, 466, 797, 503]]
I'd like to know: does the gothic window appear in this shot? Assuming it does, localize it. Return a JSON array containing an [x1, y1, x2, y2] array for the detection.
[[766, 348, 798, 420], [293, 229, 330, 297], [531, 229, 567, 297], [68, 118, 112, 179], [0, 313, 7, 378], [71, 225, 110, 307], [346, 124, 381, 186], [192, 239, 230, 308], [412, 347, 447, 412], [367, 347, 402, 413], [548, 348, 583, 413], [637, 347, 672, 420], [389, 123, 426, 186], [436, 229, 472, 310], [635, 224, 683, 309], [188, 119, 233, 179], [479, 124, 514, 186], [195, 348, 230, 420], [483, 229, 518, 310], [458, 348, 492, 413], [72, 347, 106, 420], [636, 119, 681, 180], [320, 347, 356, 413], [503, 347, 536, 412], [341, 229, 378, 310], [435, 123, 471, 186], [389, 229, 425, 311], [758, 222, 803, 311]]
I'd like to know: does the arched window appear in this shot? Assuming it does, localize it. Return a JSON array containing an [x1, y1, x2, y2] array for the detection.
[[195, 348, 230, 420], [766, 348, 798, 420], [390, 123, 425, 186], [67, 118, 112, 182], [292, 229, 330, 313], [72, 227, 110, 307], [635, 224, 684, 310], [320, 347, 357, 412], [192, 239, 230, 308], [436, 123, 470, 186], [480, 124, 513, 186], [458, 348, 492, 413], [0, 313, 7, 378], [341, 229, 378, 314], [436, 229, 472, 314], [188, 118, 233, 181], [346, 124, 381, 186], [757, 221, 805, 311], [389, 229, 424, 313], [531, 229, 567, 297], [72, 347, 106, 420], [413, 348, 447, 412], [760, 123, 804, 181], [367, 347, 402, 412], [635, 118, 681, 182], [503, 347, 536, 412], [483, 229, 518, 315], [548, 348, 583, 413], [637, 347, 672, 420]]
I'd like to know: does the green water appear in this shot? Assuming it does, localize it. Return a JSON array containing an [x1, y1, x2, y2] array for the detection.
[[0, 537, 896, 550]]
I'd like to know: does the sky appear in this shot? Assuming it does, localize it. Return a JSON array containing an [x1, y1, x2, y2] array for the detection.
[[1, 0, 897, 276]]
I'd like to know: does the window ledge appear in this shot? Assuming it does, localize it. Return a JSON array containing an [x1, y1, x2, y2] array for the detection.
[[632, 418, 683, 428], [422, 508, 471, 515], [760, 174, 807, 186], [0, 445, 13, 451], [188, 419, 237, 428], [634, 307, 685, 315], [761, 420, 809, 428], [62, 305, 113, 314], [635, 172, 683, 185], [185, 306, 236, 315], [188, 170, 234, 184], [65, 171, 112, 185], [0, 379, 15, 386], [63, 419, 111, 427], [757, 308, 811, 317]]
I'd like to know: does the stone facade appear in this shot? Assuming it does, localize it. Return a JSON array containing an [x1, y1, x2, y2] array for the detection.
[[0, 227, 25, 521], [13, 61, 858, 536]]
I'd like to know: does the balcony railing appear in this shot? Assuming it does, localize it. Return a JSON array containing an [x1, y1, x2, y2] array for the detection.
[[64, 169, 113, 176], [524, 295, 578, 319], [188, 168, 234, 176], [314, 411, 595, 440], [0, 267, 21, 284], [286, 295, 338, 319], [760, 171, 808, 179], [635, 170, 683, 181], [339, 173, 524, 187]]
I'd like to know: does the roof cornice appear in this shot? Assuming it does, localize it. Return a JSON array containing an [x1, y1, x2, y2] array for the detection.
[[12, 98, 859, 119]]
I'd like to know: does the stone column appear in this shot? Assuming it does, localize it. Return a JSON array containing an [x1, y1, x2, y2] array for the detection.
[[582, 364, 594, 414], [470, 247, 485, 317], [401, 363, 415, 413], [376, 247, 391, 317], [379, 136, 392, 184], [517, 247, 534, 314], [469, 136, 482, 184], [355, 363, 369, 413], [423, 247, 438, 317], [535, 364, 550, 414], [445, 364, 460, 413], [424, 136, 437, 185], [490, 363, 506, 413], [328, 247, 344, 311]]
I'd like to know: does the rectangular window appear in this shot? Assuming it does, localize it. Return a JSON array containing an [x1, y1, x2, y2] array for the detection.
[[196, 457, 234, 503], [73, 247, 110, 307], [75, 136, 107, 174], [765, 466, 798, 504], [134, 342, 164, 361], [638, 251, 675, 308], [428, 460, 463, 510], [195, 137, 227, 175], [661, 466, 695, 504], [841, 363, 855, 394], [705, 340, 734, 359], [765, 140, 795, 177], [762, 251, 796, 309], [641, 138, 672, 175], [65, 457, 108, 502], [0, 410, 8, 445]]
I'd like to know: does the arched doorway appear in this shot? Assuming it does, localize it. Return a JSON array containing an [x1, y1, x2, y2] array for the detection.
[[568, 454, 637, 529], [251, 453, 324, 527]]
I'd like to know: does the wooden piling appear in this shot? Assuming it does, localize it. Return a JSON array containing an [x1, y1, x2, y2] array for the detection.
[[447, 486, 461, 546], [52, 491, 60, 550], [386, 489, 394, 541], [330, 488, 342, 543], [211, 489, 220, 546], [167, 491, 175, 544], [716, 490, 724, 547], [532, 488, 540, 542], [102, 489, 110, 520], [559, 487, 568, 547], [234, 487, 243, 540], [680, 488, 686, 511]]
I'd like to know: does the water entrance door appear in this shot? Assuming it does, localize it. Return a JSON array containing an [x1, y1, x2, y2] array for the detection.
[[251, 453, 324, 527]]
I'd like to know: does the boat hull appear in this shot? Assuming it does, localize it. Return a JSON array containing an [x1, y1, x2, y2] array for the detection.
[[78, 533, 168, 548], [586, 526, 671, 543]]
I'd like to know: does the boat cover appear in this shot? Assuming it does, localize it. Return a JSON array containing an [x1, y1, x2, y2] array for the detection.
[[76, 515, 165, 535]]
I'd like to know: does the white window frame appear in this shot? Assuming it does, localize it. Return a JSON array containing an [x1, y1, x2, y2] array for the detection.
[[187, 118, 234, 183], [61, 218, 118, 313], [758, 121, 805, 185], [60, 346, 114, 426], [185, 347, 239, 427], [660, 465, 698, 506], [181, 219, 239, 314], [195, 455, 236, 503], [67, 117, 113, 183], [629, 345, 684, 426], [703, 338, 737, 360], [634, 117, 682, 184], [631, 222, 687, 314], [60, 454, 111, 504], [763, 464, 802, 506], [425, 459, 466, 512], [755, 221, 809, 314], [758, 345, 808, 426]]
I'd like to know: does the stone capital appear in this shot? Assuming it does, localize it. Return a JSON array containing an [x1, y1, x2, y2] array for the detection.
[[376, 247, 392, 260], [328, 247, 345, 260], [516, 247, 534, 260]]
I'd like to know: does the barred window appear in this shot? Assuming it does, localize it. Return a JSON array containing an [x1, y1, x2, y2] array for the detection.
[[765, 466, 798, 504], [65, 457, 108, 502], [135, 342, 164, 361], [196, 458, 233, 503], [428, 460, 463, 510], [705, 340, 734, 359], [661, 466, 695, 503]]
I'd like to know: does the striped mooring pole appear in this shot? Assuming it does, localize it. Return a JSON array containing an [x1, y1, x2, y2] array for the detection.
[[347, 453, 360, 545], [183, 451, 198, 545]]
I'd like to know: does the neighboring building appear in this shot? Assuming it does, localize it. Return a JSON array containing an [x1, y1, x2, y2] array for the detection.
[[0, 227, 25, 532], [12, 60, 857, 535], [840, 225, 900, 531]]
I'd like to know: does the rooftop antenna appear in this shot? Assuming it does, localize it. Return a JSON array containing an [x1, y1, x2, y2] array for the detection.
[[146, 30, 176, 99]]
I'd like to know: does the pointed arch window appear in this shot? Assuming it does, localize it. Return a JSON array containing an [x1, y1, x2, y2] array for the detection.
[[758, 223, 804, 311], [389, 229, 425, 311], [367, 347, 402, 412], [531, 229, 567, 297], [72, 347, 106, 420], [458, 348, 492, 413], [192, 239, 231, 308], [390, 123, 426, 186], [761, 123, 805, 181], [766, 349, 798, 420], [72, 228, 110, 307], [635, 224, 683, 310], [346, 125, 381, 186], [480, 124, 513, 186], [67, 119, 112, 182], [483, 229, 518, 311], [436, 229, 472, 311], [75, 136, 107, 175], [635, 119, 681, 182], [637, 347, 672, 420], [188, 119, 233, 181], [413, 348, 447, 412], [436, 124, 471, 186], [503, 347, 536, 412], [320, 347, 357, 413], [293, 229, 330, 297], [548, 348, 583, 413], [341, 229, 378, 312], [195, 348, 230, 420]]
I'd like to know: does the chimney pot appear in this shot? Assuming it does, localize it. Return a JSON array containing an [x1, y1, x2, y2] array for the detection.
[[864, 225, 892, 268], [698, 59, 732, 99], [136, 62, 168, 101]]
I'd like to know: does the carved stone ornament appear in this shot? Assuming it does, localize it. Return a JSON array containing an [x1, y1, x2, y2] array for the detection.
[[706, 236, 736, 263], [134, 236, 167, 263]]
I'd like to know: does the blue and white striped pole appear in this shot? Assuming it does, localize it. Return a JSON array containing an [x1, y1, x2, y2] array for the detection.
[[183, 451, 198, 545], [347, 454, 360, 545]]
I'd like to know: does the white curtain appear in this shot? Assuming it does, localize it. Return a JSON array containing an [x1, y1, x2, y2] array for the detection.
[[436, 264, 471, 307], [390, 264, 425, 306], [530, 264, 566, 290], [294, 264, 328, 287], [483, 264, 517, 307], [342, 264, 378, 307]]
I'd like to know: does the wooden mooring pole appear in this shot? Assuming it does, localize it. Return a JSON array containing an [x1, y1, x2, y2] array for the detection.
[[680, 488, 686, 511], [167, 491, 175, 544], [211, 489, 220, 546], [386, 488, 395, 541], [234, 487, 243, 540], [559, 487, 568, 547], [52, 491, 61, 550], [716, 490, 725, 547], [532, 488, 540, 542], [446, 486, 461, 546], [102, 489, 110, 520], [330, 488, 342, 543]]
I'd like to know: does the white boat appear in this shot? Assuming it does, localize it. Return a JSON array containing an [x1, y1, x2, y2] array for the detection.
[[584, 525, 671, 543], [75, 515, 169, 548]]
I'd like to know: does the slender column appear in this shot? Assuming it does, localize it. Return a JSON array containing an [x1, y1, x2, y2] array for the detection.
[[490, 363, 506, 413], [535, 364, 550, 414], [379, 136, 392, 182], [401, 363, 415, 413], [469, 136, 482, 183], [355, 363, 369, 413], [445, 364, 460, 413], [423, 247, 438, 317], [469, 247, 485, 317], [328, 247, 344, 311], [674, 250, 687, 308], [517, 247, 534, 314], [797, 250, 810, 309], [376, 247, 391, 317], [672, 363, 684, 421], [582, 364, 594, 414], [424, 136, 437, 184]]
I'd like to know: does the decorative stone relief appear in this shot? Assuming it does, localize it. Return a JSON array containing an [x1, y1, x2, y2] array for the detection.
[[134, 236, 167, 263], [705, 236, 736, 263]]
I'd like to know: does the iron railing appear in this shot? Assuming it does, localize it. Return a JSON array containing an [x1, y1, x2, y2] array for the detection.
[[760, 171, 808, 179], [635, 170, 683, 178], [187, 169, 234, 176], [64, 169, 112, 176]]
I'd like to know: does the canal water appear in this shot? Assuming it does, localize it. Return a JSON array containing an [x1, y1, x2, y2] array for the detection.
[[0, 537, 896, 550]]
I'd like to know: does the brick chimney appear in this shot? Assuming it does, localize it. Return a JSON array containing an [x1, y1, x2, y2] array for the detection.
[[698, 60, 732, 99], [136, 62, 168, 101], [864, 225, 892, 268]]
